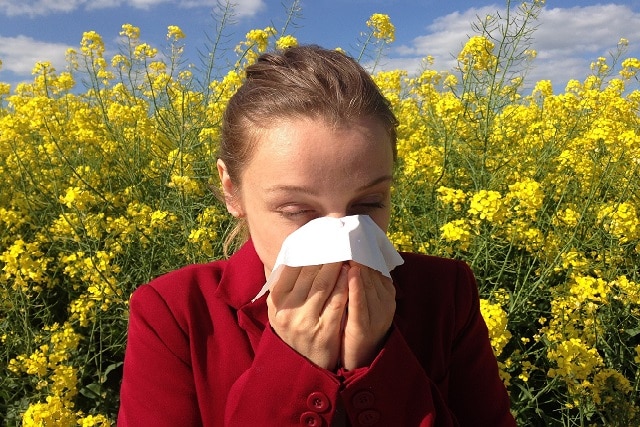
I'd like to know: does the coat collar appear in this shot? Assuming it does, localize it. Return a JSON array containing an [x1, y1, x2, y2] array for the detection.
[[213, 239, 267, 310], [213, 240, 270, 351]]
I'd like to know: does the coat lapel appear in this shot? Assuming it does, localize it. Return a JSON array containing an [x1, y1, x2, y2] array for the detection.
[[214, 240, 269, 353]]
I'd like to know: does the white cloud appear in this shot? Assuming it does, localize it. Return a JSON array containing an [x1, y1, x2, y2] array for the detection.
[[393, 6, 497, 71], [535, 5, 640, 55], [0, 0, 84, 16], [0, 35, 71, 74], [0, 0, 265, 16], [88, 0, 172, 11], [194, 0, 266, 17], [387, 4, 640, 91]]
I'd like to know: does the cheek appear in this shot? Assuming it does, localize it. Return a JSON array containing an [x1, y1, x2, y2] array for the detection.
[[245, 216, 292, 271], [238, 187, 300, 270], [366, 194, 392, 232], [371, 209, 391, 233]]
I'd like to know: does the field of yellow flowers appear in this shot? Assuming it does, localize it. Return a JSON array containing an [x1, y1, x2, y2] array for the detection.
[[1, 1, 639, 425]]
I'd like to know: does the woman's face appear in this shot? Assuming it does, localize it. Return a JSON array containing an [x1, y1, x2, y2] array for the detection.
[[218, 116, 394, 276]]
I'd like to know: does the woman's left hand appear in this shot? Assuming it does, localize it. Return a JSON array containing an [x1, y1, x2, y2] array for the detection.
[[340, 262, 396, 370]]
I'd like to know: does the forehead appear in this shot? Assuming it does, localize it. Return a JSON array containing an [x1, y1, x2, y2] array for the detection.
[[242, 117, 393, 186], [252, 116, 391, 155]]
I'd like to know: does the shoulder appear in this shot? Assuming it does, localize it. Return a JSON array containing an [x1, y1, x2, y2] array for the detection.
[[391, 252, 479, 313], [391, 252, 482, 352], [129, 260, 228, 322], [138, 259, 227, 299], [393, 252, 475, 285], [129, 240, 266, 318], [146, 260, 228, 294]]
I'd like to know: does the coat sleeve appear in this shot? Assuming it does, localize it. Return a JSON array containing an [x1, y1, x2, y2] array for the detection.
[[224, 325, 454, 427], [338, 327, 457, 426], [224, 325, 344, 426], [333, 260, 516, 426], [118, 285, 201, 427]]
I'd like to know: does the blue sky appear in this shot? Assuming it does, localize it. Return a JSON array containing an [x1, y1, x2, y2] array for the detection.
[[1, 0, 640, 92]]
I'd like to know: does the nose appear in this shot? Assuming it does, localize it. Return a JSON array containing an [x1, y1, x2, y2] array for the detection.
[[324, 211, 349, 219]]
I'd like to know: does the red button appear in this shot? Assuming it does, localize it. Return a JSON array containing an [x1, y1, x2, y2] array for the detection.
[[307, 391, 330, 413], [300, 411, 323, 426], [357, 409, 381, 426], [352, 390, 375, 409]]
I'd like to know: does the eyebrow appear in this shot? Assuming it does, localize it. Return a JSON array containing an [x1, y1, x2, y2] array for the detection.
[[264, 175, 393, 195]]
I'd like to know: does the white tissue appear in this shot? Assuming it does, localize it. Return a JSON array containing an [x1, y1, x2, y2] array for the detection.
[[251, 215, 404, 301]]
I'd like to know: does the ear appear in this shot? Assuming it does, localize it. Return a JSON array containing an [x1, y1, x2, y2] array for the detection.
[[217, 159, 244, 217]]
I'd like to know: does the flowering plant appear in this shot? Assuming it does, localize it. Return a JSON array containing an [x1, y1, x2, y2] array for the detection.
[[1, 1, 639, 425]]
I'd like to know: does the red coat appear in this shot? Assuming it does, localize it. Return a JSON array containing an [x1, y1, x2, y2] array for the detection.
[[118, 240, 515, 426]]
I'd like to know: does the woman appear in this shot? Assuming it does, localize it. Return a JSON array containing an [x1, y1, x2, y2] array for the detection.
[[118, 45, 516, 426]]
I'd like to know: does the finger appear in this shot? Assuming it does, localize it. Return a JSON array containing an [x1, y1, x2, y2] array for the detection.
[[377, 273, 396, 300], [346, 264, 368, 322], [268, 265, 302, 306], [321, 264, 349, 318], [359, 264, 377, 292], [287, 264, 323, 301], [350, 263, 394, 302], [361, 266, 396, 313], [305, 262, 345, 310]]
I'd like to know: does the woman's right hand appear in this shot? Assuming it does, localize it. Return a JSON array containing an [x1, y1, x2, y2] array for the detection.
[[267, 263, 349, 370]]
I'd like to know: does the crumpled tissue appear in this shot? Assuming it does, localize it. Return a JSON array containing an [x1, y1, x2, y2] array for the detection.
[[252, 215, 404, 301]]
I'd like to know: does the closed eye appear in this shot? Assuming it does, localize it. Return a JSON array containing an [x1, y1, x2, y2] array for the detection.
[[349, 201, 386, 215], [277, 204, 317, 219], [357, 202, 385, 209], [279, 209, 312, 218]]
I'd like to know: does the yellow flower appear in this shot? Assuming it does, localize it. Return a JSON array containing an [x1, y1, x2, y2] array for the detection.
[[0, 82, 10, 97], [533, 79, 553, 97], [518, 361, 532, 382], [59, 186, 96, 210], [505, 179, 544, 219], [440, 220, 472, 251], [0, 238, 53, 292], [366, 13, 395, 43], [480, 297, 512, 357], [547, 338, 603, 382], [22, 396, 77, 426], [244, 27, 276, 52], [591, 369, 632, 405], [111, 54, 130, 68], [134, 43, 158, 60], [436, 186, 467, 211], [620, 57, 640, 79], [80, 31, 105, 57], [590, 56, 609, 75], [598, 202, 640, 243], [50, 365, 78, 398], [458, 35, 497, 72], [120, 24, 140, 40], [612, 275, 640, 306], [443, 73, 458, 88], [167, 25, 185, 41], [553, 208, 581, 227], [169, 174, 200, 195], [276, 35, 298, 50], [468, 190, 505, 223], [78, 414, 113, 426]]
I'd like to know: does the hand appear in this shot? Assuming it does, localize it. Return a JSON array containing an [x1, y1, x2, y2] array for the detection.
[[341, 262, 396, 370], [267, 263, 349, 370]]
